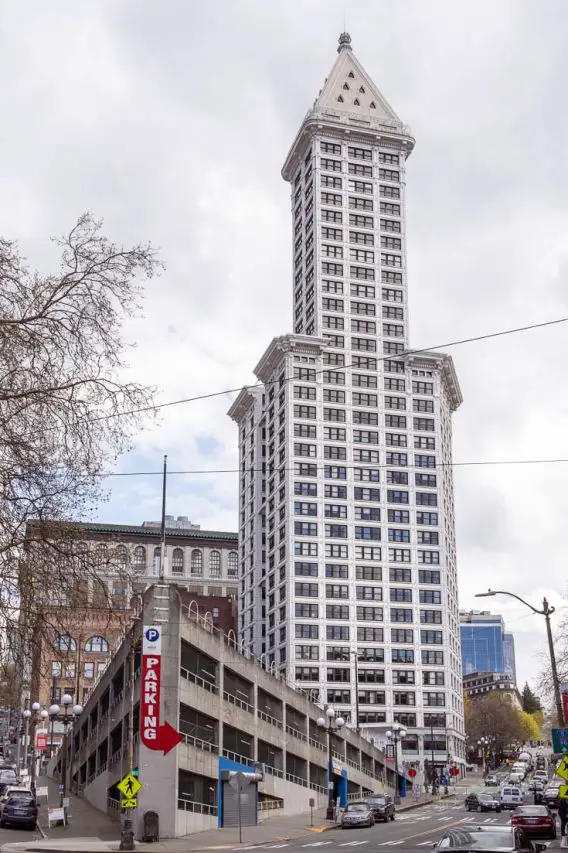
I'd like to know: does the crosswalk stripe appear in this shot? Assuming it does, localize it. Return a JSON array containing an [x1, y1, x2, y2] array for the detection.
[[378, 842, 404, 846], [301, 844, 333, 848], [338, 842, 368, 847], [264, 846, 290, 849]]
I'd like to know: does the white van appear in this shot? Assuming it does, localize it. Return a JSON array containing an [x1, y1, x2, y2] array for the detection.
[[500, 786, 523, 809]]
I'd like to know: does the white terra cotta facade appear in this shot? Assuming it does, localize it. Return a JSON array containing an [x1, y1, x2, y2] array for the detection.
[[229, 34, 466, 774]]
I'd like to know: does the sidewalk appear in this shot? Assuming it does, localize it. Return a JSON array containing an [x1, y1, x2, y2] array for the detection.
[[35, 774, 120, 842], [0, 790, 456, 853]]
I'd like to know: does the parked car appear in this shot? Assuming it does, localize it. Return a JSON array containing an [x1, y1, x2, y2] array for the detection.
[[528, 780, 544, 793], [432, 826, 547, 853], [484, 775, 500, 787], [500, 786, 524, 810], [363, 793, 395, 822], [511, 805, 557, 840], [465, 792, 502, 812], [543, 785, 560, 810], [0, 786, 31, 807], [341, 803, 375, 828], [0, 793, 38, 830]]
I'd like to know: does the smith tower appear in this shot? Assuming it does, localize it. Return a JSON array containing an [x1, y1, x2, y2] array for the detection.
[[229, 35, 465, 773]]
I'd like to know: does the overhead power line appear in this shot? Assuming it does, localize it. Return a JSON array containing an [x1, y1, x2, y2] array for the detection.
[[104, 458, 568, 478], [87, 314, 568, 424]]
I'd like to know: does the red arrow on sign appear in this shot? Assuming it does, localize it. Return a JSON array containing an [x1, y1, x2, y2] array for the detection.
[[153, 721, 183, 756]]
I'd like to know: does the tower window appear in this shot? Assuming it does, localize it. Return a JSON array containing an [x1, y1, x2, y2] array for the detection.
[[370, 101, 376, 109], [337, 95, 344, 103], [359, 86, 365, 93], [348, 71, 355, 78], [354, 99, 360, 106], [343, 82, 350, 90]]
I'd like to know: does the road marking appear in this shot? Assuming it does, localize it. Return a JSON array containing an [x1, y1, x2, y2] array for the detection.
[[460, 817, 475, 823], [417, 843, 436, 847], [338, 842, 368, 847], [301, 844, 333, 848], [377, 842, 405, 846], [264, 846, 290, 849], [437, 816, 454, 821]]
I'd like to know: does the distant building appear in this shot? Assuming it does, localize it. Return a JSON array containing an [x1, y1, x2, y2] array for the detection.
[[462, 670, 521, 710], [503, 632, 517, 683], [459, 611, 505, 676], [22, 517, 238, 750]]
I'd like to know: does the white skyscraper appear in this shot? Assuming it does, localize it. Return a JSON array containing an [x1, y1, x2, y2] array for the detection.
[[229, 34, 465, 774]]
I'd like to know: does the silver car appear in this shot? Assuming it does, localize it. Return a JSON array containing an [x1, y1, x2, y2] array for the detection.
[[341, 803, 375, 828]]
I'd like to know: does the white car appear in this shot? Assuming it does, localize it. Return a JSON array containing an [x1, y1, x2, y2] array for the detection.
[[500, 786, 523, 809], [0, 786, 32, 808]]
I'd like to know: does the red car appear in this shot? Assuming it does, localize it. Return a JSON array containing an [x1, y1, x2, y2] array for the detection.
[[511, 805, 557, 840]]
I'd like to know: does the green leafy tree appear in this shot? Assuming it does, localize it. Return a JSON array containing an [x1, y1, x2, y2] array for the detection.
[[521, 683, 542, 714]]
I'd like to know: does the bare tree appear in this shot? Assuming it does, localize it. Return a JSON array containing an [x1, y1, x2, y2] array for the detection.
[[0, 214, 161, 670], [537, 613, 568, 707]]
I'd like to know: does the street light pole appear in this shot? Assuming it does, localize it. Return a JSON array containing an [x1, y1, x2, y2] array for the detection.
[[475, 590, 564, 727], [317, 707, 345, 820], [386, 722, 406, 805]]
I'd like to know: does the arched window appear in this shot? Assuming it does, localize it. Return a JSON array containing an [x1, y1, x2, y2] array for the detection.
[[133, 546, 146, 572], [76, 542, 88, 569], [115, 544, 128, 571], [209, 550, 221, 577], [53, 634, 76, 652], [85, 635, 109, 653], [95, 543, 108, 567], [153, 546, 161, 574], [227, 551, 238, 577], [172, 548, 184, 575], [191, 549, 203, 575]]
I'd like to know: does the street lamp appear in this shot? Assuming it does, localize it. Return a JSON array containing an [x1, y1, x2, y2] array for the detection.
[[23, 702, 48, 791], [317, 707, 345, 820], [478, 736, 489, 776], [51, 694, 83, 809], [475, 589, 564, 727], [386, 722, 406, 805]]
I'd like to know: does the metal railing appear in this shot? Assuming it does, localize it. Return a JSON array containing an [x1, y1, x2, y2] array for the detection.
[[258, 800, 283, 811], [180, 666, 219, 694], [286, 725, 307, 742], [257, 709, 283, 729], [308, 736, 325, 751], [107, 796, 121, 810], [345, 756, 360, 770], [177, 797, 217, 816], [308, 781, 327, 794], [285, 771, 308, 787], [263, 764, 284, 780], [182, 733, 219, 754], [109, 748, 123, 765], [221, 749, 254, 767], [224, 691, 254, 714]]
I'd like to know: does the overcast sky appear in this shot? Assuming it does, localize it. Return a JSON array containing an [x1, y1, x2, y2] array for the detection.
[[2, 0, 568, 694]]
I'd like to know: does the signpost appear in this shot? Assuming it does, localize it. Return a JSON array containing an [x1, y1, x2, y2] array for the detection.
[[117, 772, 142, 811], [551, 728, 568, 755], [554, 755, 568, 782], [141, 626, 182, 755], [229, 771, 250, 845]]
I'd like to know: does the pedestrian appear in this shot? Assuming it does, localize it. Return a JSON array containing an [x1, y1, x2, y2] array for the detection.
[[558, 797, 567, 837]]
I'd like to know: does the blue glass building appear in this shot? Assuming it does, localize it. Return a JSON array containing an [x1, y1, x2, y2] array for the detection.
[[459, 611, 506, 676]]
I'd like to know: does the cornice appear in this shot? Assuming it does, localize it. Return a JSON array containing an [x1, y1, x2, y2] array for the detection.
[[404, 351, 463, 412], [282, 111, 415, 182], [254, 334, 328, 383]]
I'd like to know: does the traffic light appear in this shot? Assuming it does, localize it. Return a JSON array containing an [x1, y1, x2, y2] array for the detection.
[[131, 768, 139, 778]]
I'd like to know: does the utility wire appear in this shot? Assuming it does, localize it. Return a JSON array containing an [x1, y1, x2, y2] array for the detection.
[[86, 315, 568, 424], [103, 457, 568, 477]]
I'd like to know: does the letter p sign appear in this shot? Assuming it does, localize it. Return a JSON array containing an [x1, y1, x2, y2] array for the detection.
[[143, 625, 162, 655]]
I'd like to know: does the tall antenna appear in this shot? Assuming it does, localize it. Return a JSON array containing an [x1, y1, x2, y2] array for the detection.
[[159, 454, 167, 580]]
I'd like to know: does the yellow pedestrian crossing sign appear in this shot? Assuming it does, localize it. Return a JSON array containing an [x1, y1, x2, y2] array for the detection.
[[559, 785, 568, 799], [117, 773, 142, 799], [555, 756, 568, 783]]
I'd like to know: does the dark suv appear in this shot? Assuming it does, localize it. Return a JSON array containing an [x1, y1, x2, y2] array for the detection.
[[0, 794, 38, 830], [465, 792, 502, 812], [363, 794, 395, 822]]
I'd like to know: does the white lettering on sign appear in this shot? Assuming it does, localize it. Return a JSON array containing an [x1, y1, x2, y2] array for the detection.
[[141, 639, 162, 748]]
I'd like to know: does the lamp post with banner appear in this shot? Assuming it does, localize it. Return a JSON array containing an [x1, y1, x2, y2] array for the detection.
[[317, 708, 345, 820]]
